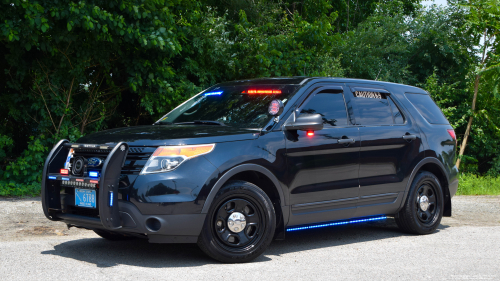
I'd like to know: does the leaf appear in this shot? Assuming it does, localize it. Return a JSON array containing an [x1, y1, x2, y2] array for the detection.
[[41, 24, 47, 32], [25, 43, 31, 51], [67, 22, 72, 31]]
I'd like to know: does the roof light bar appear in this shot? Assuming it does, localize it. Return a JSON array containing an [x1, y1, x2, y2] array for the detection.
[[286, 216, 387, 232], [243, 89, 282, 94]]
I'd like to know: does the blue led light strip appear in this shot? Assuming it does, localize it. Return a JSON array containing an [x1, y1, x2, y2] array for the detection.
[[109, 192, 114, 207], [48, 176, 57, 180], [204, 91, 223, 96], [286, 216, 387, 232]]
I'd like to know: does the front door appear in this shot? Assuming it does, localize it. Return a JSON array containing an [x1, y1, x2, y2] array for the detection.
[[285, 85, 360, 226]]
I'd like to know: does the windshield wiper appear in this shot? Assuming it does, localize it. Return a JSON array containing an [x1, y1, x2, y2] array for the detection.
[[174, 120, 226, 126]]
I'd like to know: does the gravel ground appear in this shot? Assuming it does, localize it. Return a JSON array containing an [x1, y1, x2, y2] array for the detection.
[[0, 196, 499, 280]]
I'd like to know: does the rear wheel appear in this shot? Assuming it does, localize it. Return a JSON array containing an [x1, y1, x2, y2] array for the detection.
[[197, 180, 276, 263], [93, 229, 132, 241], [396, 171, 444, 234]]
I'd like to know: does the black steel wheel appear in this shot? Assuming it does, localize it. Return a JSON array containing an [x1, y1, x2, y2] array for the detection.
[[396, 171, 444, 234], [197, 180, 276, 263]]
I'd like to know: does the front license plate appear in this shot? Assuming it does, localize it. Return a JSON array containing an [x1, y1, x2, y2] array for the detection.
[[75, 188, 96, 208]]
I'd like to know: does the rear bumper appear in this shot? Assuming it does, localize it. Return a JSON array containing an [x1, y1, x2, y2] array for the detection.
[[55, 200, 206, 243]]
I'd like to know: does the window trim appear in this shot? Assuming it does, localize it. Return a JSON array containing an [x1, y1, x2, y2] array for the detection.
[[297, 86, 351, 128]]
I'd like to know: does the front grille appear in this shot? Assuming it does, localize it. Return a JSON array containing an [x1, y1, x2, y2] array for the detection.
[[69, 146, 155, 176]]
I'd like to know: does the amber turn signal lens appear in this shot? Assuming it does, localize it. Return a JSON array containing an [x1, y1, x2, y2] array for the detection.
[[152, 144, 215, 158]]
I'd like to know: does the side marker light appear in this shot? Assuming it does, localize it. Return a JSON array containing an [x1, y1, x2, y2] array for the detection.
[[307, 131, 314, 137], [286, 216, 387, 232]]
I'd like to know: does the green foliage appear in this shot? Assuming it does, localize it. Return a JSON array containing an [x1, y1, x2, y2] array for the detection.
[[0, 0, 499, 196], [457, 173, 500, 195]]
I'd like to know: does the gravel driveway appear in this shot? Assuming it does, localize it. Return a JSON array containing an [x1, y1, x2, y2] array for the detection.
[[1, 196, 499, 280]]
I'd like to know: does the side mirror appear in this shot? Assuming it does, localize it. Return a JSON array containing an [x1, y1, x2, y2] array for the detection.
[[284, 113, 323, 131]]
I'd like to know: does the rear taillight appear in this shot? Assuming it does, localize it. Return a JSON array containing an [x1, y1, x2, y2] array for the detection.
[[447, 129, 456, 142]]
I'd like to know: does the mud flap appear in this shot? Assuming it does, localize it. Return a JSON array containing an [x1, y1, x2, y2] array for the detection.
[[99, 142, 129, 229]]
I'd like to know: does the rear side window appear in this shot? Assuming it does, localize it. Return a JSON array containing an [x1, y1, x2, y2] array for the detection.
[[300, 90, 348, 126], [405, 93, 449, 124], [353, 91, 393, 125]]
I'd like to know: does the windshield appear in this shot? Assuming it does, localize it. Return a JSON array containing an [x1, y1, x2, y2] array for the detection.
[[156, 84, 299, 128]]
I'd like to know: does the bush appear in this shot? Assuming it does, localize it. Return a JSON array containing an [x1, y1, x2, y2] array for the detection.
[[457, 174, 500, 196]]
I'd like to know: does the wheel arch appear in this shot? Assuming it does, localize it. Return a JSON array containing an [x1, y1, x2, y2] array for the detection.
[[397, 157, 452, 217], [201, 164, 288, 239]]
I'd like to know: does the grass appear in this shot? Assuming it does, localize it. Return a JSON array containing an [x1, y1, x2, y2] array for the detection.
[[456, 174, 500, 195]]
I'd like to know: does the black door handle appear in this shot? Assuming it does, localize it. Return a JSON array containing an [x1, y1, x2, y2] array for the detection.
[[402, 134, 416, 140], [338, 138, 355, 144]]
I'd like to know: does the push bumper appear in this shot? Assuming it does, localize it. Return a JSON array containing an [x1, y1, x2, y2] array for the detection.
[[41, 139, 205, 243]]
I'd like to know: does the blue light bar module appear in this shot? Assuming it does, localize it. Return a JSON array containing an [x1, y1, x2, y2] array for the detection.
[[204, 91, 223, 96], [48, 176, 57, 180], [88, 171, 99, 178], [286, 216, 387, 232], [109, 191, 114, 207]]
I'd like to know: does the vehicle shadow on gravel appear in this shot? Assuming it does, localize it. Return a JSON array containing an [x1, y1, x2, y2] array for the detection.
[[40, 218, 449, 266]]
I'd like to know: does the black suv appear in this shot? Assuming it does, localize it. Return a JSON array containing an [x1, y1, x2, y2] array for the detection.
[[42, 77, 459, 263]]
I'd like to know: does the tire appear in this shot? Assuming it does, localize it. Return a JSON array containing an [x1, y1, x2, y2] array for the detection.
[[197, 180, 276, 263], [396, 171, 444, 235], [93, 229, 132, 241]]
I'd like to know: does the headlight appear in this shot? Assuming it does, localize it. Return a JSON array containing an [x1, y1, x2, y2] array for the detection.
[[140, 144, 215, 174]]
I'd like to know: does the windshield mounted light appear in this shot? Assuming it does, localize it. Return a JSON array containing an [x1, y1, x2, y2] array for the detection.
[[141, 144, 215, 174], [242, 89, 281, 94], [204, 91, 223, 96]]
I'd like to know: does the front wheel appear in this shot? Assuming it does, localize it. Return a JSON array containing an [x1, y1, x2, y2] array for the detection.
[[197, 180, 276, 263], [395, 171, 444, 234]]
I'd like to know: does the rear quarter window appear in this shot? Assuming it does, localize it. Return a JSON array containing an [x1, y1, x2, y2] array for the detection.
[[405, 93, 449, 125]]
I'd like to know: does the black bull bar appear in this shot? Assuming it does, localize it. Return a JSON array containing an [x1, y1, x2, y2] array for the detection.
[[41, 139, 129, 230]]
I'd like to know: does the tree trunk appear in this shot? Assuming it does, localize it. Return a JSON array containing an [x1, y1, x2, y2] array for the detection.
[[455, 28, 489, 169]]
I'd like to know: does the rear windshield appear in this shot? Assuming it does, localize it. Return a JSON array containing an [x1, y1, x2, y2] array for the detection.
[[405, 93, 449, 124], [156, 84, 299, 128]]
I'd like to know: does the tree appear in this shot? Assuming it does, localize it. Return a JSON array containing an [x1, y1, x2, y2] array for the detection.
[[456, 0, 500, 169]]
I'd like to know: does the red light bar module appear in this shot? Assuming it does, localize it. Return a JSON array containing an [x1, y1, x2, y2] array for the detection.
[[60, 169, 69, 175], [243, 89, 282, 94]]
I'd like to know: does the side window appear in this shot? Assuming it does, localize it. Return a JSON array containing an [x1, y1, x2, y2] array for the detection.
[[353, 90, 393, 125], [300, 90, 348, 127], [388, 97, 405, 124], [405, 93, 449, 124]]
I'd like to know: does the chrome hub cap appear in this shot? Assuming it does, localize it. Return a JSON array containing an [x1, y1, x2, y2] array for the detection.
[[227, 212, 246, 233], [419, 195, 430, 211]]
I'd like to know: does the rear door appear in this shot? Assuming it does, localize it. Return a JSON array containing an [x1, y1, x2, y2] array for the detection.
[[347, 84, 422, 217], [285, 84, 360, 226]]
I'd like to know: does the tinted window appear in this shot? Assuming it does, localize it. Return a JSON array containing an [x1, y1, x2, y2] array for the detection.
[[388, 97, 404, 124], [405, 93, 449, 124], [300, 91, 348, 126], [354, 92, 393, 125]]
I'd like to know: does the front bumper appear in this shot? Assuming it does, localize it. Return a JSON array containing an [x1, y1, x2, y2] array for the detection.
[[41, 140, 206, 243]]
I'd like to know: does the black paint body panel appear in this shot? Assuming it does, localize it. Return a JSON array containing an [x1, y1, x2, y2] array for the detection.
[[42, 77, 458, 241]]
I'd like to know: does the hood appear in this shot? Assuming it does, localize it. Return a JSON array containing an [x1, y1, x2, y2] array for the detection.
[[77, 125, 261, 146]]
